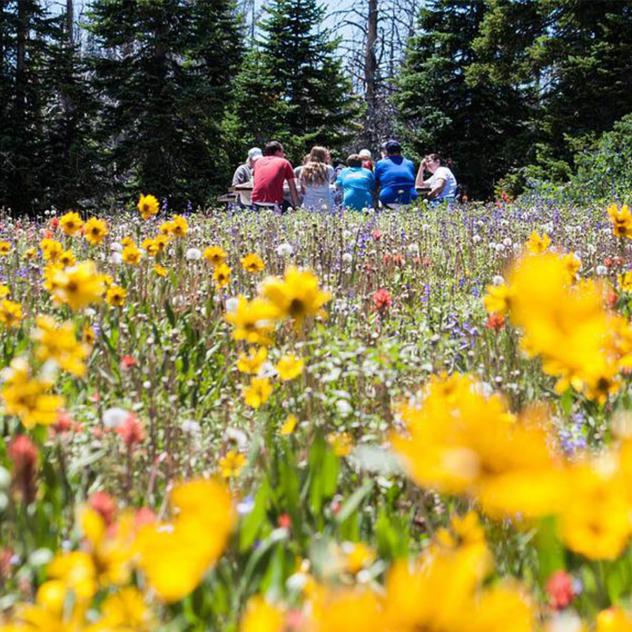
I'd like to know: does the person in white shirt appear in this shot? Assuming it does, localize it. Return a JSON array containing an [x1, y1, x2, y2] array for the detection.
[[416, 153, 457, 204], [300, 146, 336, 211]]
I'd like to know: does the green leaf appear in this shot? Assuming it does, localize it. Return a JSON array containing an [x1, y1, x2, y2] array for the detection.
[[335, 479, 373, 525], [239, 480, 270, 553]]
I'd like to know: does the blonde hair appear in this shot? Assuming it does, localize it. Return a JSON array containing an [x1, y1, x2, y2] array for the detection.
[[302, 146, 330, 185]]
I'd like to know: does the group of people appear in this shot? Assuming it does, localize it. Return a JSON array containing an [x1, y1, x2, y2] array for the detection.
[[231, 140, 458, 212]]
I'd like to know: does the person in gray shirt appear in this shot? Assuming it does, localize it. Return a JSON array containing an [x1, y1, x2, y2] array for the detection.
[[232, 147, 262, 186]]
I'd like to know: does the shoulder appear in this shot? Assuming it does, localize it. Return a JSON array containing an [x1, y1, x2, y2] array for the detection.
[[435, 166, 450, 178]]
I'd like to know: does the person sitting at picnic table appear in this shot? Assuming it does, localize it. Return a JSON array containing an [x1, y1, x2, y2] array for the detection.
[[336, 154, 375, 211], [251, 141, 299, 211], [416, 153, 458, 204], [232, 147, 262, 186], [375, 140, 417, 208], [300, 146, 336, 211]]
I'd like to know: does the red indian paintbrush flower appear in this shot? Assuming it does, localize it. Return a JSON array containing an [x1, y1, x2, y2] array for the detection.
[[372, 288, 392, 312], [8, 435, 38, 504], [547, 570, 575, 610]]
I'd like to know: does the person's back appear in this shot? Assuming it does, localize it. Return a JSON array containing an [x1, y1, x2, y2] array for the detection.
[[375, 140, 417, 206], [337, 155, 375, 211], [300, 146, 335, 211], [252, 156, 295, 205]]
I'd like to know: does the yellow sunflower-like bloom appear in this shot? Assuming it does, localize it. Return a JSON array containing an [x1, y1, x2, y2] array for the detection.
[[482, 283, 513, 315], [135, 479, 235, 602], [122, 244, 142, 265], [40, 238, 63, 262], [137, 194, 159, 220], [0, 299, 22, 328], [0, 241, 12, 256], [236, 347, 267, 374], [106, 285, 127, 307], [52, 261, 105, 311], [32, 315, 90, 377], [219, 450, 246, 479], [84, 218, 108, 246], [241, 252, 265, 273], [204, 245, 227, 266], [607, 203, 632, 239], [525, 230, 551, 254], [392, 372, 565, 518], [240, 596, 285, 632], [59, 211, 83, 236], [243, 377, 273, 408], [260, 266, 331, 328], [1, 357, 64, 428], [213, 263, 231, 288], [225, 296, 279, 346], [276, 354, 304, 381]]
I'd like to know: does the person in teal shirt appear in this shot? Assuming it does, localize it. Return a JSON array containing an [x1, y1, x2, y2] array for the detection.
[[336, 154, 376, 211]]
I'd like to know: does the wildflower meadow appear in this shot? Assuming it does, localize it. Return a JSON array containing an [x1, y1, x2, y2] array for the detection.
[[2, 197, 632, 631]]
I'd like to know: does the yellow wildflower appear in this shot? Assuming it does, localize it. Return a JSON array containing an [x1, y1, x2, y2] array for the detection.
[[241, 253, 265, 273], [141, 238, 159, 257], [121, 236, 135, 247], [327, 431, 353, 457], [170, 214, 188, 238], [391, 372, 565, 518], [236, 347, 267, 374], [276, 354, 304, 381], [280, 414, 298, 435], [213, 263, 231, 288], [106, 285, 127, 307], [153, 264, 168, 277], [32, 315, 90, 377], [204, 245, 227, 266], [240, 596, 285, 632], [0, 241, 12, 256], [243, 377, 273, 408], [0, 300, 22, 328], [559, 460, 631, 560], [153, 234, 170, 253], [47, 550, 97, 601], [83, 218, 108, 245], [597, 607, 632, 632], [219, 451, 246, 479], [58, 249, 76, 268], [483, 283, 513, 315], [607, 203, 632, 239], [562, 252, 581, 280], [260, 266, 331, 328], [225, 296, 279, 346], [618, 271, 632, 292], [137, 194, 159, 220], [24, 247, 37, 260], [525, 230, 551, 254], [508, 253, 624, 401], [343, 542, 376, 574], [59, 211, 83, 236], [1, 357, 64, 428], [52, 261, 105, 311], [83, 324, 96, 346], [0, 284, 9, 299], [159, 220, 174, 235], [96, 587, 154, 631], [122, 244, 142, 265], [136, 479, 235, 602], [40, 238, 63, 262]]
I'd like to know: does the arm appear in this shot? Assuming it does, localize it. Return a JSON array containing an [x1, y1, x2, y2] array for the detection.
[[428, 178, 446, 199], [287, 178, 299, 208]]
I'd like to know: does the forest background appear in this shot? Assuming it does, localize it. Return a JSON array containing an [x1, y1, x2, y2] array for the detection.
[[2, 0, 632, 213]]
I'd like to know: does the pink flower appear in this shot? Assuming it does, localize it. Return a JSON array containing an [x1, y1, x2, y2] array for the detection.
[[8, 435, 38, 504], [547, 570, 575, 610], [120, 355, 137, 370], [115, 413, 145, 449], [89, 491, 117, 527], [372, 288, 392, 312]]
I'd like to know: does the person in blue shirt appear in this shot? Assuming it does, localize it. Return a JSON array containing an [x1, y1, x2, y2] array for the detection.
[[336, 154, 376, 211], [375, 139, 418, 208]]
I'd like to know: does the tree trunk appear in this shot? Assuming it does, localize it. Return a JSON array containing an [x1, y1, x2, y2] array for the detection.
[[365, 0, 378, 144], [16, 0, 28, 117], [66, 0, 74, 45]]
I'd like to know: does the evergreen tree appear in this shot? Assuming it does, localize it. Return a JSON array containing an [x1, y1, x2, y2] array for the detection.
[[395, 0, 532, 199], [88, 0, 243, 207], [468, 0, 632, 175], [231, 0, 359, 162], [0, 0, 62, 213]]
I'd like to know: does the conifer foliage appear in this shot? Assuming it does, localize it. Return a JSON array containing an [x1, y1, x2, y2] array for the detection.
[[88, 0, 243, 207], [231, 0, 359, 160]]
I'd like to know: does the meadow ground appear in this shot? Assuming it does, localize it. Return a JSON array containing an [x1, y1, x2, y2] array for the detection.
[[1, 198, 632, 631]]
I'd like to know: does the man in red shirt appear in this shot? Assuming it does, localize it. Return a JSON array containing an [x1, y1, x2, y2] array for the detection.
[[252, 141, 299, 211]]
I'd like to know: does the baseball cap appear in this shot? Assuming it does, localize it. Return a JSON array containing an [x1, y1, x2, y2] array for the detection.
[[384, 139, 401, 152], [248, 147, 263, 160]]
